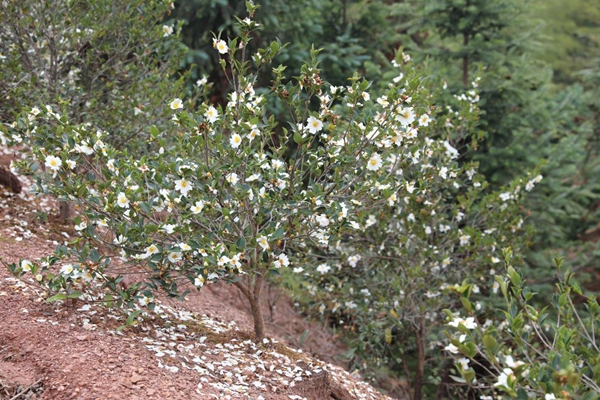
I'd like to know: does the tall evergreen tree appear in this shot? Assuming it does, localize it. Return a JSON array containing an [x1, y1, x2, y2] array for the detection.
[[407, 0, 600, 297]]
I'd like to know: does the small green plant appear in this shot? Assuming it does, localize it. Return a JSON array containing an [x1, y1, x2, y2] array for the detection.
[[444, 248, 600, 399]]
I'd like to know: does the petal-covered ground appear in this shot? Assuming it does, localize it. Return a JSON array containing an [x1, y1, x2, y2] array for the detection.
[[0, 163, 396, 399]]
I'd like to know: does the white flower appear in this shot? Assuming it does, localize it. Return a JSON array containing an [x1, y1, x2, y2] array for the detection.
[[439, 167, 448, 179], [347, 255, 361, 268], [217, 255, 231, 267], [226, 172, 239, 185], [361, 92, 370, 101], [448, 316, 477, 330], [74, 221, 87, 231], [30, 107, 41, 116], [45, 155, 62, 171], [492, 281, 500, 294], [275, 179, 286, 191], [175, 178, 192, 196], [247, 173, 261, 182], [273, 254, 289, 268], [315, 214, 330, 227], [366, 153, 382, 171], [444, 343, 459, 354], [459, 234, 471, 246], [194, 276, 205, 287], [257, 236, 269, 251], [21, 260, 33, 271], [205, 106, 219, 123], [168, 252, 182, 263], [179, 243, 192, 252], [419, 114, 431, 126], [145, 244, 160, 255], [138, 296, 151, 306], [499, 192, 512, 202], [504, 355, 524, 369], [190, 201, 205, 214], [60, 264, 74, 275], [117, 192, 129, 208], [365, 214, 377, 228], [170, 98, 183, 110], [494, 368, 514, 388], [393, 73, 404, 83], [406, 181, 415, 193], [462, 317, 477, 329], [271, 159, 284, 170], [545, 394, 556, 400], [397, 107, 415, 126], [316, 264, 331, 274], [66, 160, 76, 170], [162, 25, 173, 37], [248, 126, 260, 141], [230, 133, 243, 148], [196, 76, 208, 87], [213, 38, 229, 54], [443, 141, 459, 159], [306, 116, 323, 134], [161, 224, 177, 234], [458, 358, 470, 370]]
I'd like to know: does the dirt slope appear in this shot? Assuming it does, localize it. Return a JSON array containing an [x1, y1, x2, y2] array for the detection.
[[0, 171, 396, 400]]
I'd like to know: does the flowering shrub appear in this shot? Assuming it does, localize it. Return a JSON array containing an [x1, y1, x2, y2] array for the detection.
[[445, 248, 600, 400], [283, 58, 546, 398], [0, 0, 192, 218], [4, 3, 458, 342]]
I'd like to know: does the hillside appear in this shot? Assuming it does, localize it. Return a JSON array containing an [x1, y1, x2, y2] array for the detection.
[[0, 171, 396, 400]]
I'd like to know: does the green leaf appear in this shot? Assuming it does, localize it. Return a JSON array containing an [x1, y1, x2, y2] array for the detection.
[[126, 309, 144, 326], [293, 130, 303, 144], [482, 334, 497, 352], [104, 294, 114, 308], [236, 237, 246, 249], [460, 297, 472, 313], [46, 293, 68, 302], [507, 266, 521, 287], [558, 293, 568, 307], [271, 227, 285, 239]]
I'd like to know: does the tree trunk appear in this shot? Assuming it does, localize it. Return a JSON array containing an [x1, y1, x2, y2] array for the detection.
[[234, 273, 266, 341], [0, 166, 22, 193], [462, 32, 469, 87], [413, 317, 426, 400], [59, 200, 71, 220], [247, 291, 266, 341]]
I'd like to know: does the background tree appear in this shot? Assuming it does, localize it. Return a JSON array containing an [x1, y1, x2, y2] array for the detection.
[[0, 0, 190, 218], [404, 0, 600, 296]]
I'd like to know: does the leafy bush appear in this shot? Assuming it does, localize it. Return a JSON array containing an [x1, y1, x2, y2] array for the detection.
[[287, 58, 545, 399], [5, 4, 447, 343], [445, 249, 600, 400], [0, 0, 190, 154]]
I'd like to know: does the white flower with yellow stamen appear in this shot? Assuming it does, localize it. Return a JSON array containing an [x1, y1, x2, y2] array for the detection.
[[366, 153, 382, 171], [45, 155, 62, 171], [170, 98, 183, 110], [116, 192, 129, 208]]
